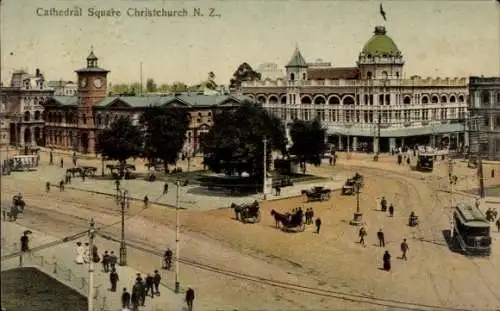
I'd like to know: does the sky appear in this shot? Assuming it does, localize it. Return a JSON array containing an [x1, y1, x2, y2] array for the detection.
[[1, 0, 499, 86]]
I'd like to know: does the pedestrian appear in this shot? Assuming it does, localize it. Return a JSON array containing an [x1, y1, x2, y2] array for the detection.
[[109, 251, 117, 270], [329, 155, 333, 166], [59, 180, 65, 191], [46, 181, 51, 192], [377, 229, 385, 247], [60, 158, 64, 168], [102, 251, 110, 272], [115, 179, 120, 191], [275, 185, 281, 196], [315, 218, 322, 234], [49, 150, 53, 165], [81, 172, 85, 182], [310, 208, 315, 225], [153, 270, 161, 295], [383, 250, 391, 271], [406, 157, 410, 165], [20, 232, 29, 252], [109, 268, 119, 292], [72, 152, 77, 167], [130, 290, 139, 311], [163, 183, 168, 195], [492, 169, 495, 178], [388, 204, 394, 217], [68, 174, 72, 184], [359, 227, 367, 246], [144, 195, 149, 208], [185, 286, 195, 311], [145, 274, 154, 298], [496, 218, 500, 232], [121, 288, 131, 309], [400, 239, 409, 260], [333, 154, 337, 166]]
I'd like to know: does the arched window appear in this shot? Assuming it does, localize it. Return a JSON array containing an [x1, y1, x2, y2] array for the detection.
[[24, 111, 31, 122], [257, 96, 266, 104], [450, 95, 456, 103], [34, 111, 41, 120], [431, 96, 438, 104], [343, 96, 355, 105], [441, 96, 447, 103], [290, 73, 295, 81], [302, 73, 306, 80], [422, 96, 429, 104], [314, 96, 325, 105], [458, 95, 464, 103], [328, 96, 340, 105], [403, 96, 411, 104], [301, 96, 312, 105]]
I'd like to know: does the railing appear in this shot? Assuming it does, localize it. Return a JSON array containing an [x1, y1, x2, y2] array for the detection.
[[3, 241, 107, 311]]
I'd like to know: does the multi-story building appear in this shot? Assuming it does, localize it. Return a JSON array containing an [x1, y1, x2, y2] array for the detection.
[[257, 63, 284, 80], [47, 80, 78, 96], [0, 69, 54, 147], [242, 26, 469, 153], [468, 77, 500, 160], [43, 50, 249, 154]]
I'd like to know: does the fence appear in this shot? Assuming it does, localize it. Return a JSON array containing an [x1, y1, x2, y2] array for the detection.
[[2, 240, 108, 311]]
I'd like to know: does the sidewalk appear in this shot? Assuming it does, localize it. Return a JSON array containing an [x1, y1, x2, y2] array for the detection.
[[1, 222, 185, 311]]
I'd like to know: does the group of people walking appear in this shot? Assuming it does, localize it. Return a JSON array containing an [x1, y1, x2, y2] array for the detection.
[[121, 271, 162, 310]]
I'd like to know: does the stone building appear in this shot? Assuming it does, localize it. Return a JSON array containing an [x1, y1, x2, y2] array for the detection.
[[0, 69, 54, 147], [241, 26, 469, 153], [468, 77, 500, 160], [42, 50, 248, 154]]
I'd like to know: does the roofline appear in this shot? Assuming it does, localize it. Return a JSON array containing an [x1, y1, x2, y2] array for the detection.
[[74, 69, 110, 73]]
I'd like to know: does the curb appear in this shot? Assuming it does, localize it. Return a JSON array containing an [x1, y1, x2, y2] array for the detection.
[[47, 184, 187, 210]]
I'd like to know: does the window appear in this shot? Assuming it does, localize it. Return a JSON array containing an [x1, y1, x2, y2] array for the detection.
[[495, 116, 500, 127], [441, 96, 447, 103], [422, 96, 429, 104], [24, 111, 31, 122], [403, 96, 411, 104], [482, 91, 490, 104], [450, 95, 456, 103], [302, 73, 306, 80], [367, 72, 372, 79], [385, 94, 390, 105], [34, 111, 41, 120], [290, 73, 295, 81], [431, 96, 438, 104], [82, 113, 87, 124]]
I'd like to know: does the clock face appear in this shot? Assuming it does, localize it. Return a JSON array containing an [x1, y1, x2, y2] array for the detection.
[[93, 78, 102, 88], [80, 78, 87, 88]]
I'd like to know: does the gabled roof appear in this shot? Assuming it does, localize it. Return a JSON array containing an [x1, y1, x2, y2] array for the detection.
[[286, 47, 308, 68], [307, 67, 360, 80], [44, 96, 79, 106], [95, 94, 250, 109]]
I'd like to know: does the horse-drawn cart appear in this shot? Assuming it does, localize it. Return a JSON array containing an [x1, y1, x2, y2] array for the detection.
[[342, 173, 364, 195], [232, 201, 261, 223], [270, 209, 306, 232], [301, 186, 332, 202]]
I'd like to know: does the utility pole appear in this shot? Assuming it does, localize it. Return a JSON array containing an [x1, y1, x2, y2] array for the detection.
[[263, 137, 267, 200], [175, 179, 181, 293], [469, 116, 485, 198], [116, 188, 129, 266], [349, 184, 363, 226], [448, 157, 455, 208], [88, 218, 96, 311]]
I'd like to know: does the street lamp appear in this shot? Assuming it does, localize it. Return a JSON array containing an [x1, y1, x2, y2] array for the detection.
[[262, 137, 268, 200], [115, 187, 130, 266], [87, 217, 96, 311], [174, 178, 188, 293], [349, 184, 363, 226]]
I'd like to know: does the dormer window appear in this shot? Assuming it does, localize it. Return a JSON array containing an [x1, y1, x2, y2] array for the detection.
[[302, 73, 306, 80], [290, 73, 295, 81]]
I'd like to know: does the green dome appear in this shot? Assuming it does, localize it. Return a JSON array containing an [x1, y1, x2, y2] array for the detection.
[[362, 26, 401, 57]]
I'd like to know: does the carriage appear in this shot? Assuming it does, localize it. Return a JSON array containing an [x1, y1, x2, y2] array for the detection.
[[231, 201, 261, 223], [301, 186, 332, 202], [270, 209, 306, 232], [342, 173, 364, 195], [80, 166, 98, 177], [107, 164, 136, 179]]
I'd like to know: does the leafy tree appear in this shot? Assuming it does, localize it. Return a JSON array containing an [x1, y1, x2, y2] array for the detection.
[[140, 106, 190, 173], [146, 78, 157, 92], [229, 63, 261, 89], [170, 82, 189, 93], [110, 83, 131, 94], [157, 84, 171, 92], [289, 119, 327, 173], [201, 101, 286, 176], [95, 116, 144, 176]]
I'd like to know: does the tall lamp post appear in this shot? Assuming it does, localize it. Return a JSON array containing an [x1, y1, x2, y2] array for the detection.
[[115, 187, 130, 266], [349, 183, 363, 226], [174, 178, 188, 293], [87, 218, 96, 311], [263, 137, 268, 200]]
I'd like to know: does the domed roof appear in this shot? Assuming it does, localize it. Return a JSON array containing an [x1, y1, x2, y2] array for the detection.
[[361, 26, 401, 57]]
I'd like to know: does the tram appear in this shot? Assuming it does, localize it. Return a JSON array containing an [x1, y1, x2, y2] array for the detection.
[[9, 155, 38, 171], [416, 152, 435, 171], [452, 203, 491, 256]]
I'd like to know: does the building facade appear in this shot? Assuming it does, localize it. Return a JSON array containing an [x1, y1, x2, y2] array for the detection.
[[47, 80, 78, 96], [0, 69, 54, 147], [242, 26, 469, 153], [43, 51, 248, 154], [468, 77, 500, 160]]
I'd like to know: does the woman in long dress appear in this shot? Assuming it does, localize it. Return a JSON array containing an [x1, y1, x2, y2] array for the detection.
[[75, 242, 85, 264]]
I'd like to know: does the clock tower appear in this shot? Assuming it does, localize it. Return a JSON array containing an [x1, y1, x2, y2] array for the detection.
[[75, 48, 109, 153]]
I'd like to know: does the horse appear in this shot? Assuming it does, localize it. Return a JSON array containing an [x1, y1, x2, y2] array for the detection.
[[270, 209, 290, 228], [231, 203, 242, 220]]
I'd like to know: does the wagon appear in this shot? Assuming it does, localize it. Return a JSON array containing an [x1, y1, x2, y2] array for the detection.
[[301, 186, 332, 202]]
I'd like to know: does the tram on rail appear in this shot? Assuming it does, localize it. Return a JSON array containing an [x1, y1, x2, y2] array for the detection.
[[416, 152, 435, 172], [452, 203, 491, 256]]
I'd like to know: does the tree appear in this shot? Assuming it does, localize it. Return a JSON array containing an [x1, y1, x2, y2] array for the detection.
[[146, 78, 157, 92], [201, 101, 286, 176], [140, 106, 190, 173], [95, 117, 144, 176], [229, 63, 261, 89], [289, 119, 327, 173], [110, 83, 131, 94], [170, 82, 189, 93]]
